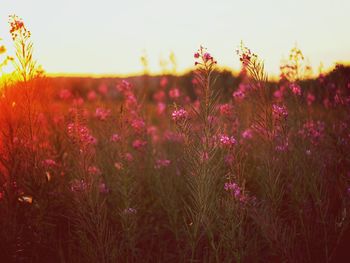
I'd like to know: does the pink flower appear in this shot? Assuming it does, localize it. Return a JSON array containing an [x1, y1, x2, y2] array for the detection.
[[194, 46, 217, 66], [9, 15, 29, 40], [242, 129, 253, 139], [155, 159, 171, 169], [224, 154, 235, 166], [299, 120, 325, 145], [169, 88, 180, 99], [307, 92, 315, 106], [219, 135, 237, 148], [131, 119, 145, 133], [73, 97, 84, 106], [160, 77, 168, 88], [153, 90, 166, 102], [110, 133, 121, 142], [233, 90, 245, 101], [272, 104, 288, 120], [125, 153, 134, 162], [116, 80, 132, 93], [98, 84, 108, 95], [274, 89, 283, 100], [87, 90, 97, 101], [157, 102, 166, 115], [237, 44, 255, 66], [67, 123, 97, 147], [224, 181, 247, 202], [95, 107, 111, 121], [203, 52, 213, 62], [132, 139, 147, 150], [219, 103, 233, 116], [289, 83, 301, 96], [59, 89, 72, 100], [171, 108, 188, 122]]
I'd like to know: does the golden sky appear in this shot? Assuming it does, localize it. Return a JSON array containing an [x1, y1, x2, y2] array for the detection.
[[1, 0, 349, 77]]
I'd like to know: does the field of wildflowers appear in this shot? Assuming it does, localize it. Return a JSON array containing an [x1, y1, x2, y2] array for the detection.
[[1, 15, 350, 263]]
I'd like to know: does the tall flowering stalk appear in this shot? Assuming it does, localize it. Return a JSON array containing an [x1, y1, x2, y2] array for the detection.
[[173, 46, 223, 261], [9, 15, 38, 82]]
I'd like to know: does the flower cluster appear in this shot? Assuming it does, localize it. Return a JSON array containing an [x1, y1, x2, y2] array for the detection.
[[117, 80, 139, 113], [272, 104, 288, 120], [95, 107, 111, 121], [110, 133, 121, 143], [67, 122, 97, 149], [299, 120, 325, 145], [171, 108, 188, 122], [242, 128, 253, 140], [224, 182, 246, 202], [219, 135, 237, 148], [236, 43, 256, 67], [289, 83, 301, 96], [131, 119, 146, 133], [9, 15, 30, 40], [154, 159, 171, 169], [219, 103, 233, 116], [233, 83, 250, 101], [307, 92, 315, 106], [132, 139, 147, 150], [194, 46, 217, 67]]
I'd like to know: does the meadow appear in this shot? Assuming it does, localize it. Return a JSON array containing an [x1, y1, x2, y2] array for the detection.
[[0, 15, 350, 263]]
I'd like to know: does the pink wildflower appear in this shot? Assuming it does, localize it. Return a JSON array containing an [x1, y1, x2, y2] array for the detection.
[[242, 129, 253, 139], [132, 139, 147, 150], [157, 102, 166, 115], [95, 107, 111, 121], [125, 153, 134, 162], [169, 88, 180, 99], [172, 108, 188, 122], [272, 104, 288, 120], [67, 123, 97, 147], [110, 134, 121, 143], [289, 83, 301, 96], [131, 119, 146, 133], [87, 90, 97, 101], [59, 89, 72, 100], [224, 182, 246, 202], [219, 103, 233, 116], [155, 159, 171, 169], [307, 92, 315, 106], [160, 77, 168, 88], [98, 84, 108, 95], [219, 135, 237, 148]]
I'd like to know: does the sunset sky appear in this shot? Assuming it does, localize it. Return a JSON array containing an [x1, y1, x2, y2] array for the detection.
[[0, 0, 349, 77]]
